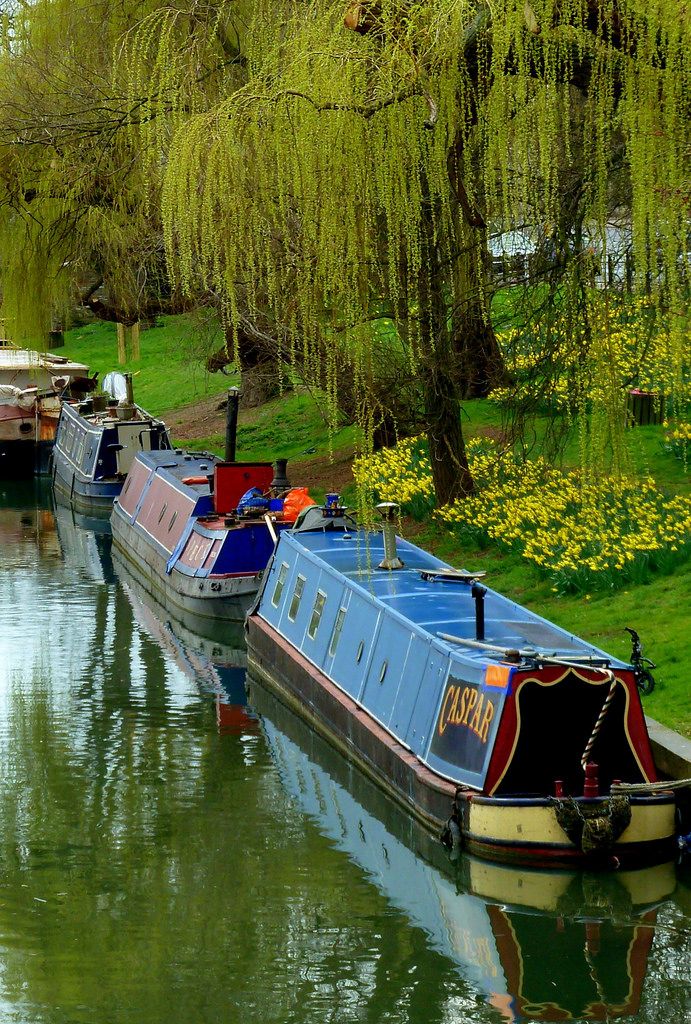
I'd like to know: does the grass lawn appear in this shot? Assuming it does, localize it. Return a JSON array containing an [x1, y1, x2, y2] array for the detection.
[[182, 390, 358, 470], [58, 314, 231, 415]]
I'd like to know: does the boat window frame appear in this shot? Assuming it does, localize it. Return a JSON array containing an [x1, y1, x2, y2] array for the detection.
[[307, 589, 327, 640], [157, 501, 168, 523], [287, 573, 306, 622], [63, 423, 75, 455], [328, 606, 347, 658], [271, 562, 290, 608], [168, 510, 178, 531], [76, 430, 87, 464]]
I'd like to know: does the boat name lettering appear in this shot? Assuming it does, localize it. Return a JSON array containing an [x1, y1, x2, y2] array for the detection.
[[437, 683, 495, 744]]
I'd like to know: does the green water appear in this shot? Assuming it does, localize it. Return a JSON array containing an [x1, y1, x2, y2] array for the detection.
[[0, 481, 688, 1024]]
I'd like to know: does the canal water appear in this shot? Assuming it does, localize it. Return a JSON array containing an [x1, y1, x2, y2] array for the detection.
[[0, 481, 688, 1024]]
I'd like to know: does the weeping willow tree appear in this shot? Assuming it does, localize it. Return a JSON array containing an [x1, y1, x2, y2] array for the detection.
[[0, 0, 227, 341], [0, 1, 687, 500], [125, 0, 685, 502]]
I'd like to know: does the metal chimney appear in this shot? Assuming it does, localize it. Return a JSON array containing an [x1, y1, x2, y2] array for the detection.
[[471, 582, 486, 641], [225, 387, 241, 462], [271, 458, 291, 492], [376, 502, 404, 570]]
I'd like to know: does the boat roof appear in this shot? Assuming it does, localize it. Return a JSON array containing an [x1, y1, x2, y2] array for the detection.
[[136, 449, 218, 488], [0, 347, 89, 374], [286, 527, 629, 670]]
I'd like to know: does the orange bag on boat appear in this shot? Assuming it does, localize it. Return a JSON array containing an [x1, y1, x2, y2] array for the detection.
[[282, 487, 316, 523]]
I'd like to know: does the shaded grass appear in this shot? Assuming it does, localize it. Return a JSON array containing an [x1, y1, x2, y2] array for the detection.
[[175, 390, 358, 468], [58, 315, 230, 415]]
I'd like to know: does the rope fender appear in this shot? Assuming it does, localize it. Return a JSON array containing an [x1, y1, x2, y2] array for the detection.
[[553, 794, 632, 855]]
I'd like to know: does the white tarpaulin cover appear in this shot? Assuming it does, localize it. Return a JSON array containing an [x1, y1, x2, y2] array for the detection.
[[102, 372, 129, 401]]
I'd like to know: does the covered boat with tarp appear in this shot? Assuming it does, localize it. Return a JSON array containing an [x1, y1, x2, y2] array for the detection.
[[246, 499, 678, 866]]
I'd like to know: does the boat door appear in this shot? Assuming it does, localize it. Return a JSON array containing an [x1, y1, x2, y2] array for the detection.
[[115, 423, 153, 475]]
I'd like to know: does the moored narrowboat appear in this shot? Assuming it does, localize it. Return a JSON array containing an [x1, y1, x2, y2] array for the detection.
[[52, 390, 172, 513], [111, 450, 311, 624], [246, 500, 678, 867]]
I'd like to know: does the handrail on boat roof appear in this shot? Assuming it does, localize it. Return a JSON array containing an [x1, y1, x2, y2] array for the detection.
[[419, 568, 486, 583], [437, 631, 613, 669]]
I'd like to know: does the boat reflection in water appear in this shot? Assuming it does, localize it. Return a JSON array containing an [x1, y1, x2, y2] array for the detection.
[[111, 545, 257, 734], [247, 675, 677, 1024], [0, 478, 60, 560], [53, 495, 115, 585]]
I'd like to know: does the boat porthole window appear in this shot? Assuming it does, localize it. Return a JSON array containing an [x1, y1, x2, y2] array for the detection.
[[271, 562, 289, 607], [328, 607, 347, 657], [288, 574, 306, 622], [19, 422, 33, 434], [379, 661, 388, 684], [157, 502, 168, 523], [168, 510, 178, 531], [356, 640, 364, 664], [307, 590, 327, 640]]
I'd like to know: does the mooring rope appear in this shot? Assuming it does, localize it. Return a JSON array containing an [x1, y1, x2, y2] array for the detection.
[[611, 777, 691, 793], [580, 668, 617, 770]]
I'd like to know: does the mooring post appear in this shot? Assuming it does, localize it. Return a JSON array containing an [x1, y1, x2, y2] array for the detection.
[[225, 387, 241, 463]]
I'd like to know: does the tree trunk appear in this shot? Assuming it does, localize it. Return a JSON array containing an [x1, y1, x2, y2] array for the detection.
[[446, 135, 507, 400], [419, 190, 475, 504], [452, 222, 508, 399], [235, 329, 282, 407], [425, 363, 475, 501]]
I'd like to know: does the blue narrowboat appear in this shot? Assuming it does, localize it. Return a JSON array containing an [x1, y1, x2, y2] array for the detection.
[[111, 451, 308, 624], [246, 500, 677, 867], [252, 676, 675, 1022], [52, 396, 172, 513]]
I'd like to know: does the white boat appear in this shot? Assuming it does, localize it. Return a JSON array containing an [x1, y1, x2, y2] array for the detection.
[[0, 345, 90, 474]]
